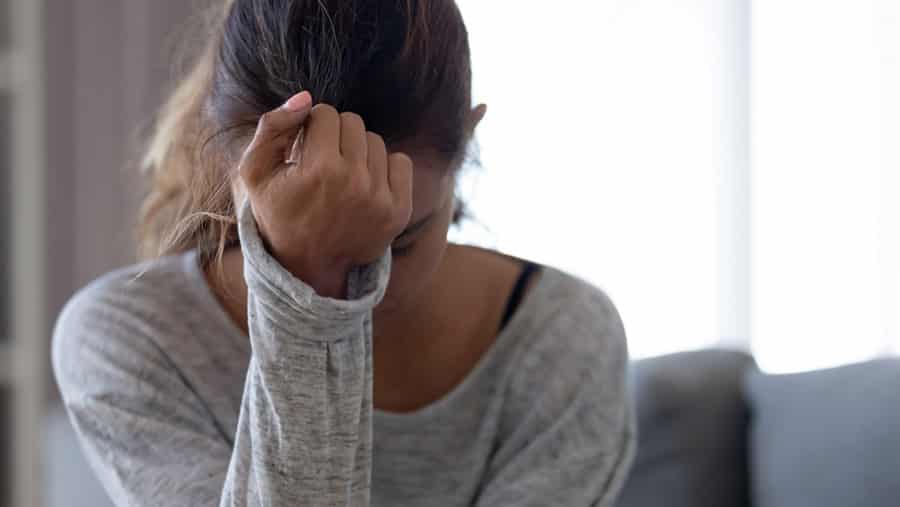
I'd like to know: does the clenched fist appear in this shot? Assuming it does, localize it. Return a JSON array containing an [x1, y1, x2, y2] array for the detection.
[[237, 91, 413, 299]]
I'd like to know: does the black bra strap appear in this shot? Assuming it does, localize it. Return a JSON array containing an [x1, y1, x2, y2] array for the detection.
[[498, 261, 542, 333]]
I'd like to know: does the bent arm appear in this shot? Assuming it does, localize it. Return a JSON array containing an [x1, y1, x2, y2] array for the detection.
[[222, 196, 391, 505], [53, 196, 391, 506]]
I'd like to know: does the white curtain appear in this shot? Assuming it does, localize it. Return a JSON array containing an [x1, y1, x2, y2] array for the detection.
[[454, 0, 899, 372], [752, 0, 900, 372]]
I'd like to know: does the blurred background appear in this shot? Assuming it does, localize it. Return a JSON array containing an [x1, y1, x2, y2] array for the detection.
[[0, 0, 897, 505]]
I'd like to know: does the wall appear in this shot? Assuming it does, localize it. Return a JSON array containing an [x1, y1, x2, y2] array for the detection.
[[45, 0, 211, 395]]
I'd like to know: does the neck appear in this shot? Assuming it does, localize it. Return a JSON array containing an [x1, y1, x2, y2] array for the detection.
[[205, 244, 454, 348], [372, 246, 462, 349]]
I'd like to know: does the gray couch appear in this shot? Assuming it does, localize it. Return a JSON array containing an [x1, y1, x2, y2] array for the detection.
[[617, 349, 900, 507], [47, 349, 900, 506]]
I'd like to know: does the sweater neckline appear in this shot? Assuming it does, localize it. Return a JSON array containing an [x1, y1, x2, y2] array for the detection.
[[180, 246, 564, 424]]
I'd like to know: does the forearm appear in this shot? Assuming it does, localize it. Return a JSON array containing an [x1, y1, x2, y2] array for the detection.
[[220, 196, 390, 506]]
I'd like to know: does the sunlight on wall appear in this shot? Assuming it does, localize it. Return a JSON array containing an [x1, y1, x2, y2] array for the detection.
[[452, 1, 897, 369], [452, 0, 734, 358], [752, 0, 900, 373]]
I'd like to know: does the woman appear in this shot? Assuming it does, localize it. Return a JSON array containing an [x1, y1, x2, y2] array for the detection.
[[52, 0, 635, 505]]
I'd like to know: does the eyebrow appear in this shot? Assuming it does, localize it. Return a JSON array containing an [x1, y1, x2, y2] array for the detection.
[[396, 210, 437, 239]]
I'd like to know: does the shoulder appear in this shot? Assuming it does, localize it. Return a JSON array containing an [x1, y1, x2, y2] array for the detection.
[[52, 251, 197, 349], [497, 263, 631, 423], [518, 264, 629, 376], [490, 265, 636, 481], [453, 244, 628, 366], [51, 252, 199, 401]]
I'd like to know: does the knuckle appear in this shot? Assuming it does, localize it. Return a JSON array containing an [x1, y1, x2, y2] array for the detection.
[[389, 152, 413, 169], [311, 155, 350, 184], [351, 163, 369, 180], [332, 156, 351, 174], [350, 171, 372, 196], [340, 111, 364, 127], [311, 103, 338, 118], [304, 163, 326, 185], [256, 111, 276, 133], [311, 156, 337, 176], [366, 131, 385, 150]]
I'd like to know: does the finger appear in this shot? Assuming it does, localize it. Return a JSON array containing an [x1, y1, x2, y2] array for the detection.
[[240, 91, 312, 187], [387, 152, 414, 227], [301, 103, 341, 164], [339, 112, 367, 166], [366, 132, 387, 193]]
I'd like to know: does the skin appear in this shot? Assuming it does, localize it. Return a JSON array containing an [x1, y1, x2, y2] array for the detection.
[[205, 97, 541, 413]]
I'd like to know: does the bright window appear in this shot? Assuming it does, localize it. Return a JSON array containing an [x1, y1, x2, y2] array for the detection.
[[453, 0, 742, 359], [455, 0, 899, 371], [752, 0, 900, 372]]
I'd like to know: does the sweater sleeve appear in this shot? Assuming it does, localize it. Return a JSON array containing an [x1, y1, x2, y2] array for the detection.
[[52, 195, 391, 507], [223, 196, 391, 505], [472, 287, 637, 507]]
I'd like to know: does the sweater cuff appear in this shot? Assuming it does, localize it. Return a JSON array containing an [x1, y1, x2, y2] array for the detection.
[[236, 195, 392, 336]]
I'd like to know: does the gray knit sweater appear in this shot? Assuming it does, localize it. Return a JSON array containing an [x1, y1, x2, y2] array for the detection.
[[52, 197, 635, 506]]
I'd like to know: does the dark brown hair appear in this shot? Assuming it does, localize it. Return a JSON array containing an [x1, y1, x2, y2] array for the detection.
[[137, 0, 476, 269]]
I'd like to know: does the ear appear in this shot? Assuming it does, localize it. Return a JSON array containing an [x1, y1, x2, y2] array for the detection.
[[467, 103, 487, 134]]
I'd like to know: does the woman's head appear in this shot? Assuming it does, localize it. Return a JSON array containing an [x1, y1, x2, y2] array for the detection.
[[211, 0, 473, 161], [138, 0, 484, 310]]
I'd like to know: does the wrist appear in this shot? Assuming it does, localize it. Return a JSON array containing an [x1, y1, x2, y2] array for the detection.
[[289, 257, 353, 300]]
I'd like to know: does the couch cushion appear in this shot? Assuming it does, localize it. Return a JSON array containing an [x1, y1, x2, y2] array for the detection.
[[744, 357, 900, 507], [616, 348, 756, 507]]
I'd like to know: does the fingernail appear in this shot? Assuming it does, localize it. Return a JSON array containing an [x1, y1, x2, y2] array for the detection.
[[282, 91, 311, 112]]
